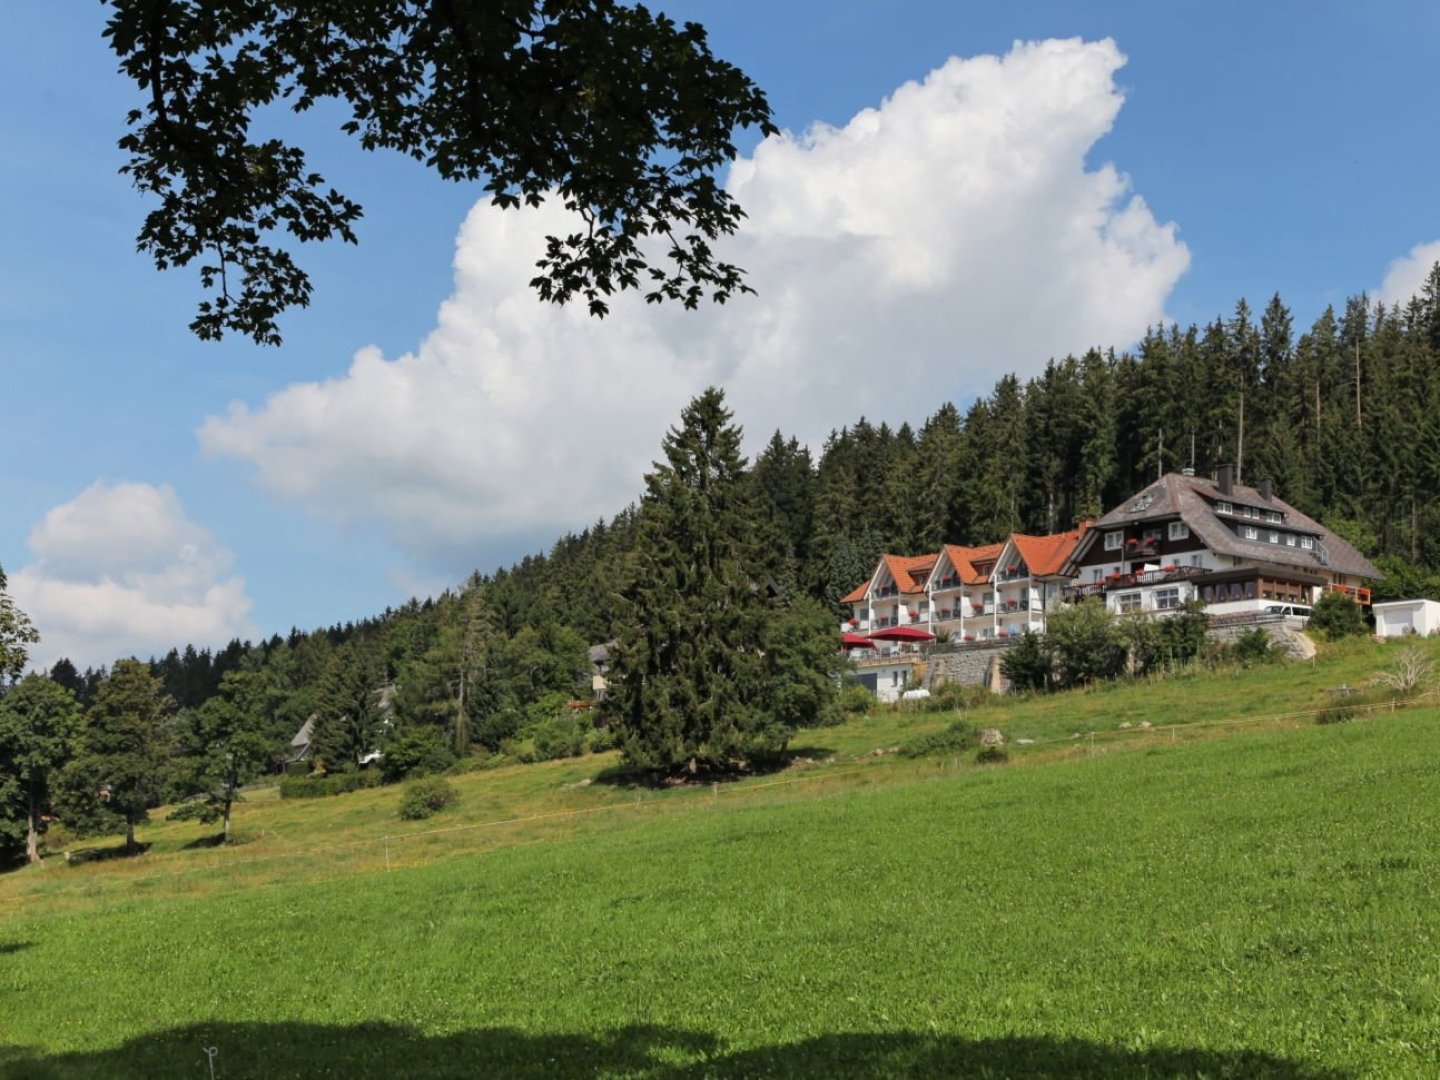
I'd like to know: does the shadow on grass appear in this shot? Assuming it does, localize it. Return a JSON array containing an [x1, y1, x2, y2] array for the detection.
[[0, 941, 32, 957], [63, 841, 151, 866], [0, 1022, 1350, 1079], [179, 833, 227, 851], [591, 746, 838, 790]]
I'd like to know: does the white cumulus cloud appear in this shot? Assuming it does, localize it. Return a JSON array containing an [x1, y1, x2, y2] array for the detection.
[[1378, 239, 1440, 307], [10, 482, 257, 671], [200, 37, 1189, 564]]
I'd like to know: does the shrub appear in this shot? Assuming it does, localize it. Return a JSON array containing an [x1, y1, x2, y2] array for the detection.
[[837, 682, 874, 716], [975, 745, 1010, 765], [899, 719, 976, 758], [1000, 630, 1051, 692], [585, 722, 617, 754], [380, 725, 456, 783], [398, 776, 457, 820], [909, 682, 990, 713], [1307, 592, 1370, 640], [1227, 628, 1281, 667], [529, 712, 588, 762], [279, 769, 383, 799], [1045, 600, 1125, 688]]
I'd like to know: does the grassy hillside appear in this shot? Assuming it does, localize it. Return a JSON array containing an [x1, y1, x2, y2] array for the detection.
[[2, 640, 1439, 1077]]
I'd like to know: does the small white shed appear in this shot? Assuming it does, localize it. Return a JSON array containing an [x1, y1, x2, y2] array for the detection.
[[1373, 599, 1440, 638]]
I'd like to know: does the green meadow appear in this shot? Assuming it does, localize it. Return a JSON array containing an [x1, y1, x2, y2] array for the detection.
[[2, 639, 1439, 1078]]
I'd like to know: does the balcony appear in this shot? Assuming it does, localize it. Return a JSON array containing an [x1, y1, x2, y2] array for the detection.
[[873, 585, 899, 599], [1122, 538, 1160, 559], [1063, 564, 1205, 602], [1325, 583, 1372, 605]]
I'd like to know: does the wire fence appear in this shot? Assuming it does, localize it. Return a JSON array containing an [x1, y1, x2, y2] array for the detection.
[[13, 688, 1440, 903]]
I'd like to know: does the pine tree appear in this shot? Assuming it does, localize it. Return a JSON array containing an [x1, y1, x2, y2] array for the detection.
[[605, 388, 833, 773]]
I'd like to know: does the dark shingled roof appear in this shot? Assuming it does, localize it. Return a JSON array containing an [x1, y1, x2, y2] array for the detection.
[[1078, 473, 1380, 581]]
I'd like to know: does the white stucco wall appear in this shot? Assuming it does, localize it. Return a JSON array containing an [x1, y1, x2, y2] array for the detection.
[[1374, 599, 1440, 638]]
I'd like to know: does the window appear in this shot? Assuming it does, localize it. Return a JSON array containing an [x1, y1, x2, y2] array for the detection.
[[1285, 534, 1296, 546], [1268, 530, 1280, 544], [1266, 510, 1283, 523], [1143, 528, 1163, 546], [1169, 521, 1190, 540], [1118, 592, 1142, 613], [1245, 580, 1257, 599], [1155, 587, 1181, 610], [1131, 493, 1156, 512], [1104, 531, 1123, 551], [1243, 526, 1258, 540], [1190, 554, 1204, 567], [1301, 537, 1315, 550], [1243, 505, 1260, 520], [892, 671, 900, 687], [1091, 568, 1103, 583], [1216, 500, 1233, 514]]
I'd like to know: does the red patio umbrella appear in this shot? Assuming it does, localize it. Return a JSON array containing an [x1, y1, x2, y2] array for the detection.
[[867, 626, 936, 643], [840, 631, 877, 649]]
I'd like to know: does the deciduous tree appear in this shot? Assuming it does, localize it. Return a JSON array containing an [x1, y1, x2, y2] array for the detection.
[[64, 660, 174, 852], [0, 676, 82, 864]]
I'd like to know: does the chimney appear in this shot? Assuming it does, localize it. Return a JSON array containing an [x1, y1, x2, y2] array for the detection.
[[1259, 477, 1273, 501], [1217, 464, 1235, 496]]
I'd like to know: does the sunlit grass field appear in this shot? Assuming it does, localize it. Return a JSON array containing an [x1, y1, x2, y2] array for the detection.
[[2, 638, 1437, 1077]]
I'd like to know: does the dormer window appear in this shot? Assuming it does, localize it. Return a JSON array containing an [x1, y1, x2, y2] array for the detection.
[[1131, 493, 1156, 512], [1265, 510, 1283, 524], [1216, 500, 1233, 514]]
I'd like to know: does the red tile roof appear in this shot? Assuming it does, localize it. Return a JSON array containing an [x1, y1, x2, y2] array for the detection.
[[940, 542, 1005, 585], [885, 554, 936, 595], [1008, 524, 1089, 577]]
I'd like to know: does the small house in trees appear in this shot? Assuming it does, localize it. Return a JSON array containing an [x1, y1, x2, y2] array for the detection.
[[287, 717, 314, 763], [1062, 467, 1380, 616]]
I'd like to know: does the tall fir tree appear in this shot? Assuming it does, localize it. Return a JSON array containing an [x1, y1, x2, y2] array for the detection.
[[605, 388, 832, 773]]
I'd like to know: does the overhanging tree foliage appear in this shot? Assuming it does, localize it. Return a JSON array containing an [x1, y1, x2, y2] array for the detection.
[[0, 564, 40, 684], [605, 388, 835, 774], [104, 0, 776, 344]]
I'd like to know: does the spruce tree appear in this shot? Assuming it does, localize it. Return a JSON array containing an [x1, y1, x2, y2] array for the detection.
[[606, 388, 832, 773]]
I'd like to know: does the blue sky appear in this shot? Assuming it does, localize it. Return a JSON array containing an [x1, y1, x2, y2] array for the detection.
[[3, 2, 1437, 669]]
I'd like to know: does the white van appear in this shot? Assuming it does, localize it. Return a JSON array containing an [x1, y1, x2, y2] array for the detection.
[[1266, 603, 1312, 623]]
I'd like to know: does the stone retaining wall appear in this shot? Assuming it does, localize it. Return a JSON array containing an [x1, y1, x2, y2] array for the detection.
[[923, 640, 1015, 693]]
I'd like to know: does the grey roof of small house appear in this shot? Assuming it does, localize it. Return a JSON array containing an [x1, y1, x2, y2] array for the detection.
[[1076, 473, 1381, 580], [290, 716, 314, 748]]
